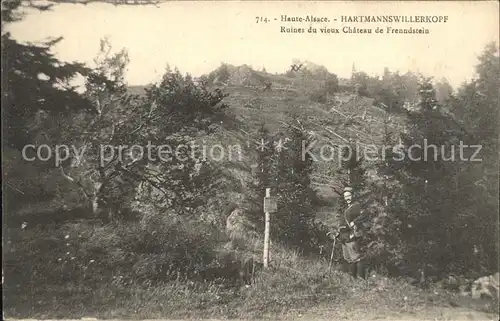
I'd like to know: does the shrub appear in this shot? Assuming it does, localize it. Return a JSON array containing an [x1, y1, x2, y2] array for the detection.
[[4, 212, 234, 296], [309, 89, 327, 104]]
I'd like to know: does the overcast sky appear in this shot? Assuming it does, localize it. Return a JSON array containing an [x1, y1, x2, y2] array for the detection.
[[6, 1, 499, 89]]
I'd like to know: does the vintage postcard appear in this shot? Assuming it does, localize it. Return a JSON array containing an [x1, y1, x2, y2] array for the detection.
[[2, 1, 499, 320]]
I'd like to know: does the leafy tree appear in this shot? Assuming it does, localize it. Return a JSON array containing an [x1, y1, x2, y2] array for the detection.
[[1, 0, 92, 150], [352, 71, 370, 97], [389, 75, 491, 276], [446, 42, 499, 273], [23, 34, 230, 222], [324, 74, 339, 96], [133, 67, 228, 217], [363, 115, 406, 275], [55, 37, 143, 221], [216, 63, 231, 84], [364, 69, 420, 113], [361, 45, 498, 277], [435, 78, 453, 105], [395, 78, 449, 273]]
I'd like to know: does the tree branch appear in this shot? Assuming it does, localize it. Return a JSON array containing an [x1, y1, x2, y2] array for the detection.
[[59, 166, 93, 200]]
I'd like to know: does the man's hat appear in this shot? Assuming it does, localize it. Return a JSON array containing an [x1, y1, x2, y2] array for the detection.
[[343, 187, 353, 194]]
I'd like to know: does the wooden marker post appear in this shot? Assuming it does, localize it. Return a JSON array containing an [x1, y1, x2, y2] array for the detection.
[[263, 188, 277, 269]]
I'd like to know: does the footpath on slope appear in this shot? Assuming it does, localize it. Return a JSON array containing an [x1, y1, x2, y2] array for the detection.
[[5, 307, 499, 321], [6, 301, 499, 321]]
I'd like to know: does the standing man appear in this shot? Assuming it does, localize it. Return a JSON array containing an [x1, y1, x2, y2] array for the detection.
[[338, 187, 366, 279]]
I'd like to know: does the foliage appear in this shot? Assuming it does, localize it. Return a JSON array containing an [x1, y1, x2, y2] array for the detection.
[[4, 3, 234, 316], [245, 124, 276, 228], [309, 89, 327, 104], [1, 1, 92, 150], [3, 213, 234, 309], [3, 2, 499, 317], [352, 71, 370, 97], [384, 64, 498, 276], [48, 43, 229, 219], [247, 120, 320, 251], [333, 45, 498, 279], [445, 42, 499, 273], [435, 78, 453, 105], [272, 124, 318, 250], [208, 63, 231, 84], [7, 236, 495, 320], [134, 67, 228, 216], [361, 117, 406, 275], [324, 73, 339, 94], [352, 68, 420, 112]]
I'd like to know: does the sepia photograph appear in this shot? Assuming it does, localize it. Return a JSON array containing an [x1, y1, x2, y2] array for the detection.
[[2, 1, 499, 320]]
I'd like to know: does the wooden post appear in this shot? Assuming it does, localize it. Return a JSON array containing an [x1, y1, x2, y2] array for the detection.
[[328, 235, 337, 271], [263, 188, 271, 269]]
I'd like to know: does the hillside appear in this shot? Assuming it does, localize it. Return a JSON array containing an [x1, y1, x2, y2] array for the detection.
[[4, 66, 405, 226], [125, 66, 406, 223], [5, 62, 499, 321], [4, 1, 499, 318]]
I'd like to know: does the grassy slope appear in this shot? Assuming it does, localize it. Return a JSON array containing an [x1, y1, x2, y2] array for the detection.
[[6, 245, 498, 319]]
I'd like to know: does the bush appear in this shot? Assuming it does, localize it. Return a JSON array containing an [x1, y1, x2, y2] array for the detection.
[[3, 212, 239, 306], [309, 89, 327, 104], [325, 74, 339, 94]]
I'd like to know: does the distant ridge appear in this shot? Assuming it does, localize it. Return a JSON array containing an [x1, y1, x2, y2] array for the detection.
[[127, 85, 149, 96]]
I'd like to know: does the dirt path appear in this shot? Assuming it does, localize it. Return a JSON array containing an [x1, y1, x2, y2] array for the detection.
[[7, 307, 499, 321], [289, 306, 498, 320]]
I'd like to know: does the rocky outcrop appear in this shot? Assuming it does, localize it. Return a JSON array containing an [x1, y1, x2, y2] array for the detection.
[[445, 272, 500, 301], [470, 272, 499, 300], [195, 207, 263, 285], [211, 64, 266, 87], [228, 65, 265, 87], [226, 207, 259, 241]]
